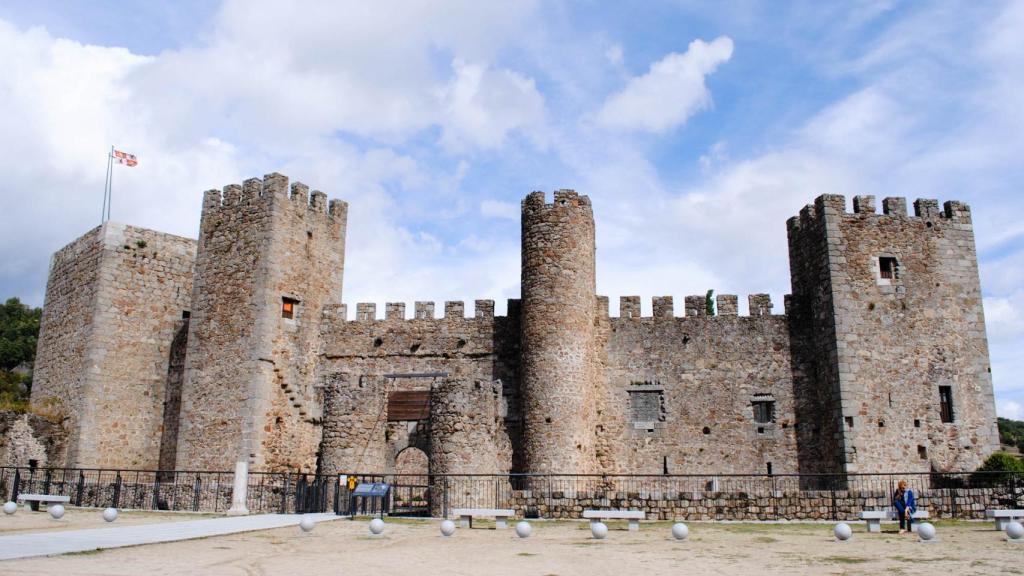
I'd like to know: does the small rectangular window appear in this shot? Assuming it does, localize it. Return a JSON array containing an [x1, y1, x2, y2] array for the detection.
[[939, 386, 954, 423], [879, 256, 898, 280], [282, 297, 298, 319], [752, 400, 775, 424]]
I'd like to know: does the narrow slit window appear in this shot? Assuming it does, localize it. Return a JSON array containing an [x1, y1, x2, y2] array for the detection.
[[939, 386, 954, 423], [282, 297, 298, 319]]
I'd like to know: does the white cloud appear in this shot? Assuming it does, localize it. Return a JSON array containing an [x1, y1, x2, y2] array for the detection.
[[437, 59, 546, 152], [998, 399, 1023, 421], [480, 200, 519, 220], [596, 36, 733, 133]]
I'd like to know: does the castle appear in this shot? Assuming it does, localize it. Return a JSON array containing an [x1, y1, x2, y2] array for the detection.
[[26, 173, 1000, 478]]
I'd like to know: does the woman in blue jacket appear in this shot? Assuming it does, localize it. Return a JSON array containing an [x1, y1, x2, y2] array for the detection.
[[893, 479, 916, 534]]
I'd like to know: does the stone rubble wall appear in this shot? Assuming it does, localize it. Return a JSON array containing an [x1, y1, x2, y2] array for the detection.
[[600, 300, 800, 475], [319, 373, 389, 474], [0, 411, 67, 467], [506, 486, 1018, 521]]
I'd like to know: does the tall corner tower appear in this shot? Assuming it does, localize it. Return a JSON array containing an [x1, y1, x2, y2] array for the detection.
[[520, 189, 601, 474], [787, 194, 998, 475], [176, 173, 347, 472]]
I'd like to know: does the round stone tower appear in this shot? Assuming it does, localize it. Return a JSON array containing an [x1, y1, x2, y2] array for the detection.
[[319, 373, 388, 474], [520, 190, 599, 474]]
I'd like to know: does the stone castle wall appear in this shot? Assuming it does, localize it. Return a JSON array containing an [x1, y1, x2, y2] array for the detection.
[[598, 295, 800, 475], [320, 373, 389, 474], [788, 195, 998, 474], [0, 411, 67, 467], [31, 223, 195, 469]]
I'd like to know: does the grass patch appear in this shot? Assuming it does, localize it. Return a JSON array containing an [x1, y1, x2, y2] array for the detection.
[[517, 552, 538, 557], [753, 535, 777, 544]]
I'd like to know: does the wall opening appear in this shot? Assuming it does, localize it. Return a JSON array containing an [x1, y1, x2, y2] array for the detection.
[[752, 399, 776, 424], [878, 256, 898, 283], [282, 297, 298, 319], [939, 385, 955, 423], [917, 445, 928, 459], [766, 462, 773, 475]]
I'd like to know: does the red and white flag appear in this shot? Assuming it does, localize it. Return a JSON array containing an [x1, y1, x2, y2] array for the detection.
[[112, 149, 138, 167]]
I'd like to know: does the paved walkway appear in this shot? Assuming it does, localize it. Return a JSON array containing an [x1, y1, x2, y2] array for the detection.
[[0, 513, 341, 561]]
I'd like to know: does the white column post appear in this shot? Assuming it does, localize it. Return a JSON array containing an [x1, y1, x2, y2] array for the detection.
[[227, 461, 250, 516]]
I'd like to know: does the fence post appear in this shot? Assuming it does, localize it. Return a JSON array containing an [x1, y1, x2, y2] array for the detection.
[[112, 472, 122, 509], [75, 471, 85, 506], [281, 473, 290, 514], [43, 469, 52, 495], [192, 475, 202, 512], [11, 469, 20, 502]]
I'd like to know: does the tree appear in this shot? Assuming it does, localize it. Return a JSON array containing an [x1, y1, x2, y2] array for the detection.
[[970, 452, 1024, 487], [0, 297, 42, 409]]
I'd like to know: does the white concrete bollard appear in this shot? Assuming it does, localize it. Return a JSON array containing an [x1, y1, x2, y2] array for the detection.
[[440, 519, 456, 537], [671, 522, 689, 540], [834, 522, 852, 541], [515, 521, 532, 538], [917, 522, 936, 542], [49, 504, 65, 520], [2, 501, 16, 515], [369, 518, 385, 535], [1005, 521, 1024, 541], [299, 515, 316, 533], [102, 508, 118, 522], [226, 461, 250, 516], [591, 521, 608, 540]]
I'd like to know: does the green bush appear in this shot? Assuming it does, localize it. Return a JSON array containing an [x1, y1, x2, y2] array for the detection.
[[970, 452, 1024, 487]]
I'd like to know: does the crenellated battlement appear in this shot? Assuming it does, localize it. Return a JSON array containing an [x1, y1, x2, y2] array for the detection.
[[521, 189, 593, 213], [787, 194, 972, 231], [605, 294, 783, 319], [200, 172, 347, 225], [325, 299, 517, 323]]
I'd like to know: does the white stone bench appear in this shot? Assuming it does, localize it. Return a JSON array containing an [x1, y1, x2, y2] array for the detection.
[[858, 510, 888, 533], [16, 493, 70, 512], [859, 509, 929, 533], [986, 509, 1024, 531], [582, 509, 645, 531], [451, 508, 515, 529]]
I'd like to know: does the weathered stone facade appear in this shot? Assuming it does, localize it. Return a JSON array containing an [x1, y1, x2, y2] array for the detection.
[[26, 177, 999, 478], [30, 223, 195, 469], [0, 411, 66, 467]]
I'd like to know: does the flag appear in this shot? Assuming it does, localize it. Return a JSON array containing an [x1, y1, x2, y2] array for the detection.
[[112, 149, 138, 167]]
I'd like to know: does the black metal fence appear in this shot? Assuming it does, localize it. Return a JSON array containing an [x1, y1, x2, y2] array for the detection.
[[2, 466, 1021, 521]]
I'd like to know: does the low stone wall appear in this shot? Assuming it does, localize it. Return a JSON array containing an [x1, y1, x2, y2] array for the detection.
[[505, 488, 1021, 521]]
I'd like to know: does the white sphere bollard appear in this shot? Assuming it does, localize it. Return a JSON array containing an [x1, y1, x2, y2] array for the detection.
[[49, 504, 65, 520], [591, 521, 608, 540], [671, 522, 689, 541], [440, 519, 456, 537], [1006, 521, 1024, 541], [2, 501, 16, 515], [833, 522, 852, 541], [102, 508, 118, 522], [298, 515, 316, 533], [917, 522, 936, 541], [369, 518, 385, 535], [515, 520, 532, 538]]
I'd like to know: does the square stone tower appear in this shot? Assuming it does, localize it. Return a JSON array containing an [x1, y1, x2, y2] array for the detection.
[[174, 173, 347, 472], [787, 195, 999, 474], [30, 223, 196, 469]]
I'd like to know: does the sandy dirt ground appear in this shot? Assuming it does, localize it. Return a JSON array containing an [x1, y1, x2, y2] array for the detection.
[[2, 516, 1022, 575], [0, 506, 213, 535]]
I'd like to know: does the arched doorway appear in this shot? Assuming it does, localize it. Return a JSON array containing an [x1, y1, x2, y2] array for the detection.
[[393, 447, 429, 516]]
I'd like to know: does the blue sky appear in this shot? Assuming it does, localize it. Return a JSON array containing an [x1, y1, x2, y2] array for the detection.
[[0, 1, 1022, 418]]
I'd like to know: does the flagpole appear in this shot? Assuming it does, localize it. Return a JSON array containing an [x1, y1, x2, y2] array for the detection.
[[102, 147, 111, 223], [106, 145, 114, 222]]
